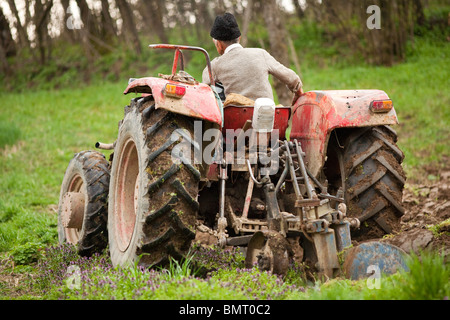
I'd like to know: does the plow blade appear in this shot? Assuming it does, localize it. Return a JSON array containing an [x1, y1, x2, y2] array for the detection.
[[342, 241, 408, 280], [245, 231, 292, 276]]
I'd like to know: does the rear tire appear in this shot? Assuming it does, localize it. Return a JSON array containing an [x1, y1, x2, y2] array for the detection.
[[57, 151, 110, 256], [342, 126, 406, 239], [108, 97, 200, 268]]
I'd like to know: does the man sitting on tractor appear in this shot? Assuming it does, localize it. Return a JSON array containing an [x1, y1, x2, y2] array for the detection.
[[202, 12, 304, 104]]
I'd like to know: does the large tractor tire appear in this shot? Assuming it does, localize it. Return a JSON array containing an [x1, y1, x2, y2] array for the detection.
[[342, 125, 406, 239], [108, 97, 200, 268], [57, 151, 110, 256]]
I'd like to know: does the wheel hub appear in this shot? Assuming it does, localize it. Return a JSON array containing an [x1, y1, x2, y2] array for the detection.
[[61, 192, 85, 229]]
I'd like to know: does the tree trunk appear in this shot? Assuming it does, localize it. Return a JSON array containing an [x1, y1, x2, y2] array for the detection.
[[197, 0, 214, 31], [0, 6, 14, 75], [413, 0, 426, 26], [142, 0, 169, 43], [34, 0, 53, 65], [263, 0, 292, 106], [0, 5, 15, 57], [78, 0, 100, 38], [116, 0, 142, 54], [0, 43, 10, 75], [60, 0, 77, 43], [7, 0, 31, 50], [7, 0, 28, 46], [292, 0, 305, 19], [100, 0, 117, 43], [241, 0, 253, 47]]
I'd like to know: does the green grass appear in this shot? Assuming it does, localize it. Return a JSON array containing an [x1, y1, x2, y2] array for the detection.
[[0, 82, 129, 252], [2, 243, 447, 300], [0, 120, 21, 149]]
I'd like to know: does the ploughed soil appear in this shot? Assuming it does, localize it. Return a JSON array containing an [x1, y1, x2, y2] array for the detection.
[[380, 159, 450, 262]]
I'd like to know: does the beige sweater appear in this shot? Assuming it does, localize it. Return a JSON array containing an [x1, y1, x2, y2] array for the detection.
[[202, 46, 302, 101]]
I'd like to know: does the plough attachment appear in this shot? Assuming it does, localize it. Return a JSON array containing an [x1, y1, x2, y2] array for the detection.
[[243, 139, 408, 280], [342, 241, 408, 280]]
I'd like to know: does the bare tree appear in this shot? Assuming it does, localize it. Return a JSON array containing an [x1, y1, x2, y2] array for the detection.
[[318, 0, 416, 66], [413, 0, 426, 26], [262, 0, 292, 106], [364, 0, 414, 65], [241, 0, 253, 47], [142, 0, 169, 43], [60, 0, 77, 43], [196, 0, 214, 32], [0, 5, 15, 74], [34, 0, 53, 65], [292, 0, 305, 19], [6, 0, 31, 50], [115, 0, 142, 54], [99, 0, 117, 43], [78, 0, 100, 38]]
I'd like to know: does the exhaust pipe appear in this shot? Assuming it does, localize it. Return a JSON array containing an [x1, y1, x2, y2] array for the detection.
[[95, 141, 115, 150]]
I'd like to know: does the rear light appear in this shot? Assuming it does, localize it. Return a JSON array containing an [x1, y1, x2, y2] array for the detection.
[[370, 99, 393, 113], [164, 83, 186, 98]]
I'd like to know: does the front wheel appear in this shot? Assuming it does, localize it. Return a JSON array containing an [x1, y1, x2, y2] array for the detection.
[[57, 151, 110, 256]]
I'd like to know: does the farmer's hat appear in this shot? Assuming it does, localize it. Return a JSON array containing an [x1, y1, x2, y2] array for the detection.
[[210, 13, 241, 41]]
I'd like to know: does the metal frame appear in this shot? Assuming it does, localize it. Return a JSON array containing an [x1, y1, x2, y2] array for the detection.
[[222, 133, 359, 277], [148, 44, 215, 86]]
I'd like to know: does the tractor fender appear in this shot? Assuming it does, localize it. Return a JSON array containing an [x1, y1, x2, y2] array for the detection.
[[289, 90, 399, 177], [123, 77, 222, 126]]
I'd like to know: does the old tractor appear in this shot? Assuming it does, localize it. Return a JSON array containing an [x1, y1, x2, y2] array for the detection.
[[57, 45, 407, 279]]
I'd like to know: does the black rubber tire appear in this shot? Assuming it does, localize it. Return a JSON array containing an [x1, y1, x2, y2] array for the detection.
[[342, 125, 406, 239], [108, 97, 200, 268], [57, 150, 110, 256]]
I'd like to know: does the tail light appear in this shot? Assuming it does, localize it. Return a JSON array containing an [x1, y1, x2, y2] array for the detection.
[[370, 99, 393, 113], [164, 83, 186, 98]]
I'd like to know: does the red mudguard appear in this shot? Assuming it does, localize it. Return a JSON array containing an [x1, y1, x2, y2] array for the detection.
[[123, 77, 222, 126], [290, 90, 399, 177]]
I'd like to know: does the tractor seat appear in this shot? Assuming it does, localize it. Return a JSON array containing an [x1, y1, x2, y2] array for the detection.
[[223, 93, 255, 107]]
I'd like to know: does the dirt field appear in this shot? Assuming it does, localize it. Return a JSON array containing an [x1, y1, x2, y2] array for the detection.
[[381, 157, 450, 262]]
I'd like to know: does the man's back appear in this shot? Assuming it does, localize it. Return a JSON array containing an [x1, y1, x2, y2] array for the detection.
[[202, 45, 301, 102]]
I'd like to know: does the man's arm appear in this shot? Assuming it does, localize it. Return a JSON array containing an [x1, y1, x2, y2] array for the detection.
[[262, 50, 303, 93], [202, 65, 212, 85]]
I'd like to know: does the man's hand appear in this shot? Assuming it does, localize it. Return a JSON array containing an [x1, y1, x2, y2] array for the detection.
[[292, 87, 304, 105]]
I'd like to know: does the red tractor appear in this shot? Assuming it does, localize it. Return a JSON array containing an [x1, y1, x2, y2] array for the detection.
[[57, 45, 407, 279]]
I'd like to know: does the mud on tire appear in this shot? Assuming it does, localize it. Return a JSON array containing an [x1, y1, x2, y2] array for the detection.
[[342, 125, 406, 239], [57, 151, 110, 256], [108, 97, 200, 268]]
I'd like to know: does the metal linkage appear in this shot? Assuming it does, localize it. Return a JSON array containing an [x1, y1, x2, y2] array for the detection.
[[217, 160, 228, 247], [283, 140, 302, 199], [293, 139, 317, 200]]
